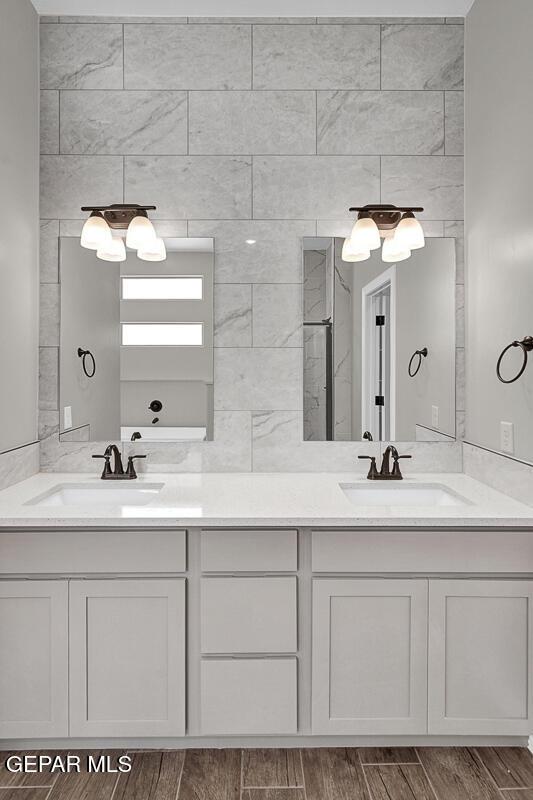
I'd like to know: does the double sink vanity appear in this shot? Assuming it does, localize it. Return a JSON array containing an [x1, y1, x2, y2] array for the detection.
[[1, 464, 532, 748]]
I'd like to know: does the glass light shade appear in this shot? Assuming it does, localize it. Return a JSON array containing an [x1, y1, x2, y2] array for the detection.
[[341, 237, 370, 263], [97, 237, 126, 262], [394, 214, 425, 250], [137, 237, 167, 262], [80, 212, 112, 250], [126, 214, 157, 250], [382, 232, 411, 263], [349, 216, 381, 251]]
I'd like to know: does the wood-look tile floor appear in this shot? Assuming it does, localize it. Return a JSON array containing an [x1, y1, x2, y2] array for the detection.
[[1, 747, 533, 800]]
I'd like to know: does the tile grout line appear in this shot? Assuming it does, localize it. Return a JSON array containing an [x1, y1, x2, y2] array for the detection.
[[174, 750, 185, 800], [415, 750, 443, 800], [473, 749, 510, 800], [299, 749, 307, 800], [240, 749, 244, 800]]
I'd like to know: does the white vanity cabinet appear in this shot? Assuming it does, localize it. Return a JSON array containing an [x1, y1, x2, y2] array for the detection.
[[69, 578, 186, 737], [312, 578, 428, 735], [0, 580, 68, 739], [428, 579, 533, 735]]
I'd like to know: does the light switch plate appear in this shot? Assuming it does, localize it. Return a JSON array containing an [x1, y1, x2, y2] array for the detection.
[[64, 406, 72, 430], [500, 421, 514, 454], [431, 405, 439, 429]]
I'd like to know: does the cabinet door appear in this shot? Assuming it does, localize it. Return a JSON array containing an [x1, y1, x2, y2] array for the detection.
[[0, 580, 68, 738], [429, 579, 533, 735], [312, 579, 428, 735], [69, 578, 185, 737]]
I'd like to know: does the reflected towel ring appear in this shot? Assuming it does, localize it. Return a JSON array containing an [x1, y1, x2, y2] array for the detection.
[[77, 347, 96, 378], [408, 347, 428, 378], [496, 336, 533, 384]]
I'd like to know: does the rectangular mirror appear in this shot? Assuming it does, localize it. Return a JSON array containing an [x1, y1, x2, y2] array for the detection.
[[59, 237, 214, 443], [303, 237, 456, 443]]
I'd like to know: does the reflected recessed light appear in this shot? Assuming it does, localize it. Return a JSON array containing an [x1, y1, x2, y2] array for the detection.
[[245, 239, 257, 245]]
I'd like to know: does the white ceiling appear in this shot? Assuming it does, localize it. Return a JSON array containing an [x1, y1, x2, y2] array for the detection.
[[33, 0, 475, 18]]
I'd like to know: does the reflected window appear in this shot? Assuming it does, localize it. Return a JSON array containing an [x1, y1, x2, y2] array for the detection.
[[121, 276, 203, 300], [121, 323, 203, 347]]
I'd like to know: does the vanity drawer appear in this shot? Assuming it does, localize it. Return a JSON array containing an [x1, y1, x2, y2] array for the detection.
[[201, 576, 297, 653], [312, 529, 533, 574], [200, 657, 297, 735], [0, 530, 187, 574], [201, 529, 297, 572]]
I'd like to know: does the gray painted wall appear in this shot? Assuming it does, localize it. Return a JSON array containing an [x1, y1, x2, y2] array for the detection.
[[465, 0, 533, 463], [39, 15, 465, 473], [0, 0, 39, 457]]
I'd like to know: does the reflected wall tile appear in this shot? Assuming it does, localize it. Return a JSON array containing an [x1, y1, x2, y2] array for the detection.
[[214, 349, 302, 410], [253, 284, 303, 347], [190, 17, 317, 24], [253, 156, 380, 219], [189, 91, 316, 155], [379, 440, 462, 471], [317, 91, 444, 155], [253, 24, 380, 89], [444, 220, 464, 283], [456, 283, 465, 347], [39, 285, 60, 346], [188, 220, 312, 283], [445, 91, 464, 155], [40, 23, 123, 89], [214, 285, 252, 347], [40, 219, 59, 283], [125, 156, 251, 219], [39, 348, 59, 410], [40, 15, 59, 23], [0, 443, 39, 491], [381, 156, 464, 220], [317, 17, 446, 24], [124, 24, 251, 90], [456, 411, 466, 440], [60, 90, 188, 155], [41, 155, 123, 219], [463, 443, 533, 507], [121, 411, 252, 472], [381, 24, 464, 90], [40, 90, 59, 154], [252, 410, 379, 472], [456, 347, 465, 412], [39, 410, 60, 440], [59, 16, 187, 23]]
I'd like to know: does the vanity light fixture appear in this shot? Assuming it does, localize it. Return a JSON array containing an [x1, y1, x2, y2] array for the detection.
[[343, 204, 425, 263], [80, 204, 166, 262]]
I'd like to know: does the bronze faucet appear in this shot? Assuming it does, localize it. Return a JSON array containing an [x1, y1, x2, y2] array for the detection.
[[92, 444, 146, 480], [358, 445, 412, 481]]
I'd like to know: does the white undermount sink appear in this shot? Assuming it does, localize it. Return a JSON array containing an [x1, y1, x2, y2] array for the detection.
[[26, 482, 165, 507], [339, 482, 470, 508]]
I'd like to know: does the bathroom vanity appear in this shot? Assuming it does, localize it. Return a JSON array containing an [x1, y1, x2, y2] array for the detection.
[[0, 472, 532, 748]]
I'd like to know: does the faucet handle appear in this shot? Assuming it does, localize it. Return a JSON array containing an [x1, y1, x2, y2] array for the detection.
[[358, 455, 380, 480], [92, 454, 112, 478], [126, 454, 147, 479], [391, 453, 412, 479]]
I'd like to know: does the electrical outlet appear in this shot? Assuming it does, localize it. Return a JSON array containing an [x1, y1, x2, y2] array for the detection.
[[500, 421, 514, 454], [64, 406, 72, 430], [431, 405, 439, 429]]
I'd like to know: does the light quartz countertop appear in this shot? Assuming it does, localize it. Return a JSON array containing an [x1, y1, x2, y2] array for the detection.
[[0, 472, 531, 528]]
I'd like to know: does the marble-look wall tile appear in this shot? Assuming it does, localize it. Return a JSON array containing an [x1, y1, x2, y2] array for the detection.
[[39, 348, 59, 411], [40, 23, 123, 89], [40, 437, 122, 472], [381, 156, 464, 220], [190, 17, 317, 24], [456, 283, 465, 347], [214, 285, 252, 347], [40, 220, 59, 282], [40, 15, 59, 23], [188, 220, 312, 283], [381, 24, 464, 90], [444, 220, 464, 283], [125, 156, 251, 219], [456, 347, 465, 412], [41, 155, 123, 219], [317, 17, 446, 24], [57, 219, 188, 238], [379, 440, 463, 471], [122, 411, 252, 472], [463, 443, 533, 508], [253, 156, 380, 219], [252, 284, 303, 347], [39, 285, 60, 346], [456, 411, 466, 440], [215, 349, 302, 410], [189, 91, 316, 155], [39, 410, 60, 440], [253, 25, 380, 89], [124, 25, 252, 90], [446, 18, 465, 24], [40, 90, 59, 154], [59, 16, 188, 23], [444, 91, 464, 155], [317, 91, 444, 155], [60, 90, 188, 155], [0, 443, 39, 491], [252, 411, 380, 472], [316, 219, 446, 238]]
